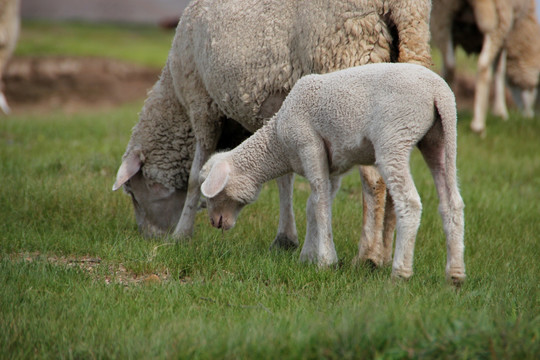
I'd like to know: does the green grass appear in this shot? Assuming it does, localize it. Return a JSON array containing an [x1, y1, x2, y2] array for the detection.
[[1, 21, 539, 359], [1, 104, 539, 359], [15, 20, 174, 67]]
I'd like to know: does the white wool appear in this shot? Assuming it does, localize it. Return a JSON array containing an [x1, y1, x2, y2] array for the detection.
[[201, 63, 466, 283]]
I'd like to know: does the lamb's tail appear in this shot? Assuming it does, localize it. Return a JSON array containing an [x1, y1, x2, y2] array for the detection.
[[433, 81, 459, 195]]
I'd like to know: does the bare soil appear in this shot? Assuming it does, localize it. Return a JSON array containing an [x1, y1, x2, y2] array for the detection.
[[4, 56, 160, 113], [4, 56, 481, 114]]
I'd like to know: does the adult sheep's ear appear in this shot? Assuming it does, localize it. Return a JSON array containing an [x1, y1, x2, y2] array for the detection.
[[112, 150, 143, 191], [201, 161, 231, 198]]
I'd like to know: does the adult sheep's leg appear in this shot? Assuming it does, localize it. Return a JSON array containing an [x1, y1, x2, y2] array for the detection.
[[174, 142, 215, 239], [441, 38, 457, 90], [382, 192, 396, 265], [492, 49, 509, 120], [376, 150, 422, 280], [520, 88, 538, 118], [0, 91, 10, 115], [270, 173, 299, 250], [173, 105, 222, 240], [471, 34, 502, 135], [353, 166, 390, 268]]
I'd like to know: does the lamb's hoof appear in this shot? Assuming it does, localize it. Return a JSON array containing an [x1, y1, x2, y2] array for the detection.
[[299, 252, 338, 267], [391, 268, 413, 282], [270, 234, 299, 251]]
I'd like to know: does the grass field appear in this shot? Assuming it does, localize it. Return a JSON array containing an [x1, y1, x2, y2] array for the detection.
[[1, 21, 539, 359]]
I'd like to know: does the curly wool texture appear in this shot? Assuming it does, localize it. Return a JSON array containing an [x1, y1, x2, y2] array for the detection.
[[125, 63, 194, 189], [124, 0, 432, 191], [505, 4, 540, 90]]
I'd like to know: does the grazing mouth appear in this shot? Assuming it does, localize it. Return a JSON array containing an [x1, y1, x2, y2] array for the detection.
[[210, 215, 224, 229]]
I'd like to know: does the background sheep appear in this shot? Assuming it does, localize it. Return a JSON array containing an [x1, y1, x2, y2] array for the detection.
[[200, 63, 465, 283], [431, 0, 540, 135], [114, 0, 432, 267], [0, 0, 20, 114]]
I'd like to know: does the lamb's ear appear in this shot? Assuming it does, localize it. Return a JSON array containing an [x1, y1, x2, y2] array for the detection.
[[201, 161, 231, 198], [112, 151, 143, 191]]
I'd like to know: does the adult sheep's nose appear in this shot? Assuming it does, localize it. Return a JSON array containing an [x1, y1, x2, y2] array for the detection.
[[210, 215, 223, 229], [217, 215, 223, 229]]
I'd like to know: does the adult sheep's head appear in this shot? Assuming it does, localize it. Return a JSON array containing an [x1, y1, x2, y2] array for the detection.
[[199, 154, 259, 231], [113, 148, 186, 238]]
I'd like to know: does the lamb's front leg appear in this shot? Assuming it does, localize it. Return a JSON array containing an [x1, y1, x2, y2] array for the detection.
[[270, 173, 299, 250], [299, 176, 340, 267]]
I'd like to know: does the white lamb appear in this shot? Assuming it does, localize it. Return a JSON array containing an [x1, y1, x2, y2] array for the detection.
[[0, 0, 20, 114], [200, 63, 466, 283], [114, 0, 433, 269]]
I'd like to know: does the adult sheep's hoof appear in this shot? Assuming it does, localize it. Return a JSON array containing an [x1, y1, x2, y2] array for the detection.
[[270, 234, 299, 251], [446, 269, 466, 287], [470, 121, 486, 138], [352, 254, 384, 270]]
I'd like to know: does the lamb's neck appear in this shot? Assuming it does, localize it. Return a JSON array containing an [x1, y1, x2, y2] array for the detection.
[[231, 119, 291, 186]]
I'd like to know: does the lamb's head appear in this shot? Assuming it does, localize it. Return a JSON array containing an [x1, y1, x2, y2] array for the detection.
[[200, 153, 260, 231], [112, 148, 186, 238]]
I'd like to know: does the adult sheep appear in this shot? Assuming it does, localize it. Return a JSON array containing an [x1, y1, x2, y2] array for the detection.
[[0, 0, 20, 114], [431, 0, 540, 135], [113, 0, 432, 267], [200, 63, 466, 283]]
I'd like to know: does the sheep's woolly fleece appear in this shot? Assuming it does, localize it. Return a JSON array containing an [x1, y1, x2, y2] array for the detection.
[[431, 0, 540, 90], [124, 0, 432, 191]]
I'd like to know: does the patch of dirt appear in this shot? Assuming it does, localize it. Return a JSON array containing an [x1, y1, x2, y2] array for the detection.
[[8, 251, 192, 286], [3, 56, 511, 114], [4, 56, 160, 112]]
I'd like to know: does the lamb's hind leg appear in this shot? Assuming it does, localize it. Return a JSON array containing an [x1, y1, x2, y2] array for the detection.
[[270, 173, 299, 250], [418, 137, 465, 284], [376, 151, 422, 280]]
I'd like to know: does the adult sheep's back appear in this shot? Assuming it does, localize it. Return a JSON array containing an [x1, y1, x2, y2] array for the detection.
[[171, 0, 432, 132]]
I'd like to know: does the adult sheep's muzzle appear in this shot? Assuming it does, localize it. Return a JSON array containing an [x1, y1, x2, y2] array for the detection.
[[209, 213, 235, 231]]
